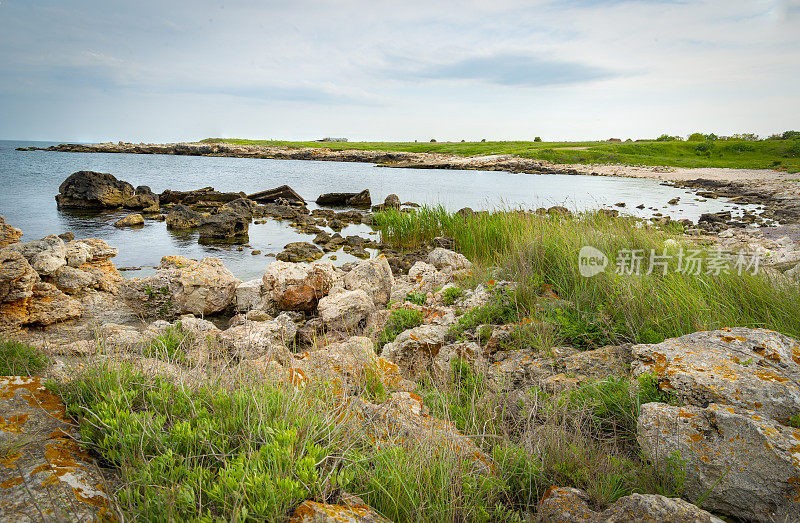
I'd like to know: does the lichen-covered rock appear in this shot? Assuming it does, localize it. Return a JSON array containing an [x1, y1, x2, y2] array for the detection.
[[55, 170, 135, 208], [123, 256, 239, 317], [637, 402, 800, 522], [0, 376, 112, 521], [234, 278, 265, 312], [427, 247, 472, 272], [165, 204, 204, 229], [381, 324, 449, 380], [262, 260, 337, 312], [318, 290, 375, 331], [344, 255, 393, 307], [221, 318, 296, 360], [632, 327, 800, 423], [26, 282, 82, 325], [4, 234, 66, 276], [290, 497, 391, 523], [0, 250, 38, 303], [535, 486, 596, 522], [407, 261, 454, 294], [0, 215, 22, 248], [53, 265, 97, 294], [113, 213, 144, 227], [276, 241, 324, 262]]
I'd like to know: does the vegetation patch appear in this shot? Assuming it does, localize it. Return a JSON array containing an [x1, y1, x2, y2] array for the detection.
[[376, 308, 423, 347], [0, 339, 49, 375]]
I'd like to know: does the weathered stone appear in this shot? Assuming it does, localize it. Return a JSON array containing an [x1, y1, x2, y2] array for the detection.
[[219, 197, 259, 218], [381, 324, 449, 380], [632, 328, 800, 423], [197, 212, 249, 244], [383, 193, 401, 210], [53, 265, 96, 294], [0, 376, 112, 521], [5, 235, 67, 276], [638, 402, 800, 522], [407, 261, 452, 294], [64, 238, 118, 268], [113, 213, 144, 227], [25, 282, 82, 325], [290, 497, 391, 523], [165, 204, 204, 229], [535, 487, 595, 522], [343, 256, 394, 308], [0, 250, 38, 303], [234, 278, 264, 312], [55, 170, 135, 209], [262, 260, 337, 311], [0, 215, 22, 248], [316, 190, 371, 208], [221, 318, 296, 360], [159, 187, 245, 205], [427, 247, 472, 272], [123, 186, 159, 211], [318, 290, 376, 331], [276, 242, 323, 262], [248, 185, 305, 205]]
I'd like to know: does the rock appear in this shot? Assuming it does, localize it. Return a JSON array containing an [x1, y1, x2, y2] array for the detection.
[[0, 215, 22, 247], [318, 290, 376, 331], [262, 260, 337, 311], [343, 256, 394, 307], [535, 487, 723, 523], [113, 213, 144, 227], [0, 250, 40, 333], [547, 205, 572, 216], [276, 242, 324, 263], [221, 318, 296, 360], [234, 278, 265, 312], [197, 212, 249, 244], [316, 190, 371, 208], [427, 247, 472, 271], [381, 324, 449, 380], [383, 193, 401, 210], [638, 402, 800, 522], [433, 236, 455, 249], [123, 186, 159, 211], [55, 170, 135, 209], [4, 234, 66, 276], [123, 256, 239, 317], [290, 498, 390, 523], [58, 231, 75, 242], [407, 261, 452, 294], [26, 282, 83, 325], [53, 265, 96, 294], [0, 376, 112, 521], [219, 197, 259, 218], [159, 187, 245, 205], [64, 238, 118, 267], [248, 185, 305, 204], [165, 204, 204, 229], [632, 328, 800, 423]]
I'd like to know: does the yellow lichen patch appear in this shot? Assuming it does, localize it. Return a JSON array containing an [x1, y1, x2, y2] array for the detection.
[[0, 413, 29, 434], [0, 452, 22, 469], [754, 370, 789, 383]]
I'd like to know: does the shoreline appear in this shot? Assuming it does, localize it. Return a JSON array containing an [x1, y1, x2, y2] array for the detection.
[[21, 140, 800, 223]]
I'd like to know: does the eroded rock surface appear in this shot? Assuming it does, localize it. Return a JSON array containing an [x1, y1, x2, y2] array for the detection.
[[55, 170, 134, 209], [262, 260, 337, 312]]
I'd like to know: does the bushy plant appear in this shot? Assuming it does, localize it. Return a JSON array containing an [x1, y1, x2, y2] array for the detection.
[[0, 339, 49, 375], [377, 308, 423, 347], [404, 291, 426, 305], [442, 286, 463, 305]]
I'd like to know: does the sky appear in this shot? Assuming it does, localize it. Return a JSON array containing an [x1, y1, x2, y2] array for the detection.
[[0, 0, 798, 142]]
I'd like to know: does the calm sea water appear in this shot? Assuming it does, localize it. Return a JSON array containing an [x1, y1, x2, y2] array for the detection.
[[0, 140, 754, 280]]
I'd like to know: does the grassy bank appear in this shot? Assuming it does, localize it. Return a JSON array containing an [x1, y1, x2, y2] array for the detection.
[[203, 137, 800, 173], [375, 207, 800, 346]]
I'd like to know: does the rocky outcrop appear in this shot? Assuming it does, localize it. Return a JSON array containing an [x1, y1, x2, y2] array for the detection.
[[114, 213, 144, 227], [123, 256, 239, 317], [4, 235, 67, 276], [276, 242, 323, 262], [262, 260, 337, 311], [248, 185, 305, 205], [166, 205, 204, 229], [0, 216, 22, 248], [638, 402, 800, 522], [343, 256, 394, 308], [197, 212, 249, 244], [316, 190, 371, 208], [55, 170, 135, 208], [632, 327, 800, 423], [0, 377, 112, 521], [318, 289, 375, 331]]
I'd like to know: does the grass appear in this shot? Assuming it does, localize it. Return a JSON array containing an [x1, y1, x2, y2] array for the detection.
[[0, 339, 49, 375], [375, 207, 800, 347], [203, 137, 800, 173], [377, 308, 424, 347]]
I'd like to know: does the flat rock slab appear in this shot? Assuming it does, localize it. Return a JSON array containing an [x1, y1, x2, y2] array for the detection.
[[0, 376, 112, 521], [632, 327, 800, 423]]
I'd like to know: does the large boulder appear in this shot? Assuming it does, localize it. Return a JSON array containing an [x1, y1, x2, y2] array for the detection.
[[0, 216, 22, 248], [166, 204, 204, 229], [123, 185, 159, 211], [638, 402, 800, 522], [0, 377, 112, 521], [276, 242, 323, 262], [197, 212, 249, 244], [381, 324, 449, 380], [344, 256, 394, 307], [632, 328, 800, 423], [427, 248, 472, 272], [4, 235, 66, 276], [318, 289, 376, 331], [55, 170, 135, 208], [262, 260, 337, 311], [316, 190, 371, 208], [123, 256, 239, 317]]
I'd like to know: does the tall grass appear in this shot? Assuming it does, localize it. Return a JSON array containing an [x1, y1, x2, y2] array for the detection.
[[376, 207, 800, 345]]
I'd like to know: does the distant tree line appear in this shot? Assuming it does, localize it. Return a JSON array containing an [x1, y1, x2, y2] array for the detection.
[[653, 130, 798, 142]]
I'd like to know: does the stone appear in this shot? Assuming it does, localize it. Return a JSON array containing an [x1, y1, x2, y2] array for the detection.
[[535, 487, 596, 522], [632, 328, 800, 423], [221, 318, 296, 360], [0, 250, 38, 303], [381, 324, 449, 380], [26, 282, 82, 325], [407, 261, 452, 294], [427, 248, 472, 272], [248, 185, 305, 204], [166, 204, 204, 229], [5, 234, 67, 276], [55, 170, 135, 209], [234, 278, 264, 312], [197, 212, 249, 244], [113, 213, 144, 227], [0, 215, 22, 248], [64, 238, 118, 267], [159, 187, 245, 205], [53, 265, 96, 294], [638, 402, 800, 522], [123, 186, 159, 211], [219, 197, 259, 218], [290, 496, 390, 523], [0, 377, 112, 521], [547, 205, 572, 216], [343, 256, 394, 307], [316, 190, 371, 208], [276, 242, 324, 262], [383, 193, 401, 210], [123, 256, 239, 317], [318, 289, 376, 331], [262, 260, 337, 312]]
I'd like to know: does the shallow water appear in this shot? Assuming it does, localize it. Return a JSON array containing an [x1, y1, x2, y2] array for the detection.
[[0, 140, 756, 280]]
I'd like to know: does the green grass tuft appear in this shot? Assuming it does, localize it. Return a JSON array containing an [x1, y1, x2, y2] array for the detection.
[[0, 339, 49, 376]]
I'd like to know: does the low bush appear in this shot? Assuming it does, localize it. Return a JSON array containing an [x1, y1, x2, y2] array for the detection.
[[442, 286, 463, 305], [377, 308, 423, 347], [404, 291, 426, 305], [0, 339, 49, 375]]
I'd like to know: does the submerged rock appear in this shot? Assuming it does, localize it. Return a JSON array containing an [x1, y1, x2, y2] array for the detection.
[[55, 170, 135, 209]]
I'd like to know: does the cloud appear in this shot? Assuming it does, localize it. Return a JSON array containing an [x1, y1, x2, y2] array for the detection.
[[408, 53, 618, 87]]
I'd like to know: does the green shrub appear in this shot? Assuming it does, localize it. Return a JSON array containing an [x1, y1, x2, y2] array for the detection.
[[449, 287, 519, 340], [0, 339, 49, 375], [404, 291, 426, 306], [788, 414, 800, 429], [442, 286, 463, 305], [377, 308, 423, 347], [145, 322, 189, 363]]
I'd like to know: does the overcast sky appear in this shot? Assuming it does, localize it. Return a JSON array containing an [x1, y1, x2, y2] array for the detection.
[[1, 0, 798, 142]]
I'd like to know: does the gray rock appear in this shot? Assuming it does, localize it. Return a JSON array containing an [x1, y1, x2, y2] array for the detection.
[[318, 289, 376, 331], [427, 247, 472, 271], [343, 256, 394, 307], [55, 170, 135, 208], [381, 324, 449, 380]]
